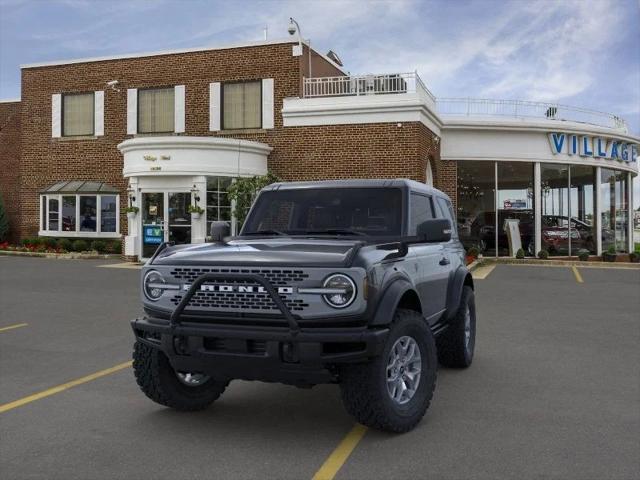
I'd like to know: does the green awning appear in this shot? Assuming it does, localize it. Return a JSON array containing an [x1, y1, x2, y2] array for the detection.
[[41, 181, 120, 194]]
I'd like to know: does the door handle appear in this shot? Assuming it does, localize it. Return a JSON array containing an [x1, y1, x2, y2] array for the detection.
[[439, 257, 450, 266]]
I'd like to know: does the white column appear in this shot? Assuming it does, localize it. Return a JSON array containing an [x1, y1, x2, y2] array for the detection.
[[534, 162, 541, 256], [628, 172, 634, 253], [124, 177, 140, 258], [191, 175, 207, 244], [595, 166, 602, 256]]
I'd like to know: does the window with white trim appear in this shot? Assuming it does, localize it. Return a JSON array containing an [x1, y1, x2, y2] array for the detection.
[[39, 181, 120, 237], [63, 92, 94, 136], [138, 87, 175, 133], [222, 81, 261, 129]]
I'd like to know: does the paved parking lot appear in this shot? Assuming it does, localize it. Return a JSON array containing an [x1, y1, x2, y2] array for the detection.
[[1, 257, 639, 480]]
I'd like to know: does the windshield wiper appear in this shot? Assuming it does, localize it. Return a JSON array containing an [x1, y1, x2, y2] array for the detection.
[[305, 229, 367, 236], [243, 229, 287, 236]]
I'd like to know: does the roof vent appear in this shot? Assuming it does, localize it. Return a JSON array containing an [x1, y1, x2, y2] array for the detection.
[[326, 50, 343, 67]]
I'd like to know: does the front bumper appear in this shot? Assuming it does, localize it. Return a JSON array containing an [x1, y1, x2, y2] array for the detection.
[[131, 316, 389, 385]]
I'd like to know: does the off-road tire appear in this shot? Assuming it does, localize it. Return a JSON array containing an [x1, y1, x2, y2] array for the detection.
[[133, 341, 228, 411], [437, 286, 476, 368], [338, 309, 437, 433]]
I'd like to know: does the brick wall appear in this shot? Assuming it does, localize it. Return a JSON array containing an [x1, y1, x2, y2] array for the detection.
[[0, 101, 21, 242], [17, 41, 441, 243]]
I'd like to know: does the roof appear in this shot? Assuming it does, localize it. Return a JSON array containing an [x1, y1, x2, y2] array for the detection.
[[263, 178, 448, 198], [41, 181, 120, 194], [20, 38, 345, 74]]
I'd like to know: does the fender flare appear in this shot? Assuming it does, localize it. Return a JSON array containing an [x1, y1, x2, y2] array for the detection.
[[370, 277, 421, 326], [445, 266, 474, 319]]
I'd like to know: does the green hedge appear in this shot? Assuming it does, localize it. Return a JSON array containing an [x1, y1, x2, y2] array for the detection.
[[21, 237, 122, 253]]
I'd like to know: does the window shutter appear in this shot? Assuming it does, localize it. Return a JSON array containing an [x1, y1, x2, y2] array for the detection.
[[262, 78, 274, 129], [94, 91, 104, 136], [127, 88, 137, 135], [51, 94, 62, 138], [209, 82, 221, 131], [174, 85, 185, 133]]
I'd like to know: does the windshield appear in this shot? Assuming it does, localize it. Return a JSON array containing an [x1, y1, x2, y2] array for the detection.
[[242, 187, 403, 237]]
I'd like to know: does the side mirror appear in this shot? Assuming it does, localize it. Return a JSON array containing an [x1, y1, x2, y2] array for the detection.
[[416, 218, 452, 243], [209, 221, 230, 242]]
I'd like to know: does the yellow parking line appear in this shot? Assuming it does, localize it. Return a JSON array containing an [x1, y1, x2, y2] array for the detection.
[[571, 266, 584, 283], [0, 323, 28, 333], [0, 361, 132, 414], [312, 424, 368, 480], [471, 264, 496, 280]]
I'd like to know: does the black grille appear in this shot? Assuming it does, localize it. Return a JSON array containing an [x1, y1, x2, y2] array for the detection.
[[170, 292, 309, 312], [170, 267, 308, 286]]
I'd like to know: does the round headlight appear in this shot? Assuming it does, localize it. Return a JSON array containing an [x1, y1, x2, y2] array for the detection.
[[322, 274, 356, 308], [143, 270, 165, 301]]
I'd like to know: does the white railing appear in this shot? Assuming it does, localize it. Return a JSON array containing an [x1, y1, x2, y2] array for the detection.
[[436, 98, 627, 131], [303, 72, 435, 101]]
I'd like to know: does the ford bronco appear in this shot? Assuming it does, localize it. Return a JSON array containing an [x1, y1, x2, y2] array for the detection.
[[131, 179, 476, 432]]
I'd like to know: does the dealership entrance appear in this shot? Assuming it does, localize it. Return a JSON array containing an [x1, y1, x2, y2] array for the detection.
[[140, 191, 192, 259]]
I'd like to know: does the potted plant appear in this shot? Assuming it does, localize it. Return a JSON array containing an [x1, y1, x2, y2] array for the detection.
[[188, 204, 204, 220], [125, 206, 139, 221], [465, 246, 479, 265], [629, 248, 640, 263], [603, 245, 617, 262], [537, 249, 549, 260], [577, 249, 590, 262], [515, 248, 525, 259]]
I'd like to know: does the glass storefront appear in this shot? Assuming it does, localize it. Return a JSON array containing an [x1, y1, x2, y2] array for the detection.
[[457, 161, 496, 256], [457, 161, 627, 257], [601, 169, 628, 253], [497, 162, 534, 256]]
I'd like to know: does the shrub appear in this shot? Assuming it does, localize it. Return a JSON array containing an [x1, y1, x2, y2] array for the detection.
[[0, 194, 9, 242], [41, 237, 57, 249], [577, 249, 590, 261], [630, 252, 640, 263], [515, 248, 525, 259], [72, 239, 88, 252], [106, 239, 122, 254], [606, 244, 616, 255], [91, 240, 107, 253], [537, 249, 549, 260], [58, 238, 73, 252], [227, 172, 280, 227]]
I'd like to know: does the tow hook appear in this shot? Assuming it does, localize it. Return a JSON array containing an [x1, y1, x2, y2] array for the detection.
[[281, 342, 299, 363]]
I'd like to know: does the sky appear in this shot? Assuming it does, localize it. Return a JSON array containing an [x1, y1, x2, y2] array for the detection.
[[1, 0, 639, 205]]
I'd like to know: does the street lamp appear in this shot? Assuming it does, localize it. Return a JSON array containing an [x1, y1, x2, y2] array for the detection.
[[288, 17, 311, 78]]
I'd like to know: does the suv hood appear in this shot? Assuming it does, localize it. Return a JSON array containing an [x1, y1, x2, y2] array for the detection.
[[150, 238, 363, 267]]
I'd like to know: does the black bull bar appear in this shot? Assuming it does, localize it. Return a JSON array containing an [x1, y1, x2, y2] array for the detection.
[[169, 272, 300, 335]]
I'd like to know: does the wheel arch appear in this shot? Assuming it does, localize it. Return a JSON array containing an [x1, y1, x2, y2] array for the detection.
[[370, 279, 423, 326], [446, 266, 474, 320]]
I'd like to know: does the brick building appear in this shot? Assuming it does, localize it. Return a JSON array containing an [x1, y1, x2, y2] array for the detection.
[[0, 38, 637, 259]]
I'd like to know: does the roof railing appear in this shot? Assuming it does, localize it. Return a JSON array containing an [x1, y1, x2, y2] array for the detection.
[[303, 72, 436, 101], [435, 97, 628, 132]]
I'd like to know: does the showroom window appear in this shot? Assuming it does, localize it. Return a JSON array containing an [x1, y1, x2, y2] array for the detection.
[[457, 161, 496, 256], [39, 181, 120, 237], [138, 87, 175, 133], [601, 168, 628, 253], [206, 177, 233, 233], [222, 81, 261, 129], [497, 162, 535, 256], [62, 92, 94, 136]]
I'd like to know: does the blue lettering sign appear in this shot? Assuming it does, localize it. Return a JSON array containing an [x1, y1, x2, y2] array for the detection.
[[580, 136, 593, 156], [595, 138, 607, 157], [609, 141, 619, 159], [549, 133, 565, 154], [144, 225, 163, 245], [569, 135, 578, 155]]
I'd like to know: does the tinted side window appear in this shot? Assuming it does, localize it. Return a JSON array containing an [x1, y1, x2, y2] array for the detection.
[[436, 197, 458, 238], [409, 193, 434, 235]]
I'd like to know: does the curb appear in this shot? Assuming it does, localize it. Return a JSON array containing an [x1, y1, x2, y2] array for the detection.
[[0, 250, 121, 260], [479, 257, 640, 270]]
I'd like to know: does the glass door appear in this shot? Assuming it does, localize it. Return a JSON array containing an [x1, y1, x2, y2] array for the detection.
[[141, 192, 165, 259], [167, 192, 191, 245]]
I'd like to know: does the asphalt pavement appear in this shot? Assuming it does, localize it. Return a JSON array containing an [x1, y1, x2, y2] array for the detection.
[[0, 257, 638, 480]]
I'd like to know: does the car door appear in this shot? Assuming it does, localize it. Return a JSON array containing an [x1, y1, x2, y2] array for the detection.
[[409, 192, 448, 323]]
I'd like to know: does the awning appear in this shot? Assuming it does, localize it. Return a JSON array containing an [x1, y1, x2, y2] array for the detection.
[[40, 181, 120, 194]]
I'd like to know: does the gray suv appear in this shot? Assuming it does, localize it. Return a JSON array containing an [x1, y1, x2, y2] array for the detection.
[[131, 179, 476, 433]]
